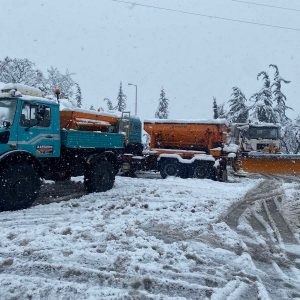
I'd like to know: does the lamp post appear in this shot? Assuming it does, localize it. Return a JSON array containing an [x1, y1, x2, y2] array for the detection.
[[128, 83, 137, 116]]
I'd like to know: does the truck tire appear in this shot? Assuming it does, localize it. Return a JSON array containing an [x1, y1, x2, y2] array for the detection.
[[160, 159, 181, 179], [84, 160, 115, 193], [0, 163, 41, 211], [192, 161, 213, 179]]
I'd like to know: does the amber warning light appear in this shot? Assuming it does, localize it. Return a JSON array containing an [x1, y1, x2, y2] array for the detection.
[[54, 88, 61, 103]]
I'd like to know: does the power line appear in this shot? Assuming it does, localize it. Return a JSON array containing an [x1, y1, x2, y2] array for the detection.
[[232, 0, 300, 13], [110, 0, 300, 32]]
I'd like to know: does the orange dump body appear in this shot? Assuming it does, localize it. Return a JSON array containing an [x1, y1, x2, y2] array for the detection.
[[60, 110, 119, 132], [144, 120, 228, 157]]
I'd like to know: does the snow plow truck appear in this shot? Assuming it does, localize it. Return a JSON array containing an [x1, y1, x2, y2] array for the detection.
[[230, 122, 300, 174], [0, 85, 142, 211], [121, 119, 230, 181], [121, 120, 300, 178]]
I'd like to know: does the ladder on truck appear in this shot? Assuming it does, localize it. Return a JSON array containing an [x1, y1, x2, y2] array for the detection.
[[120, 111, 131, 144]]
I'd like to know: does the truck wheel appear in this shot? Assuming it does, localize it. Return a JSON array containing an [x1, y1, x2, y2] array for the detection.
[[84, 160, 115, 193], [160, 159, 180, 179], [193, 162, 212, 179], [0, 163, 41, 211]]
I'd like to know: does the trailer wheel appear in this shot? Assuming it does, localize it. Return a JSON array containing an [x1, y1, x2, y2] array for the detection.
[[0, 163, 41, 211], [84, 160, 115, 193], [193, 162, 213, 179], [160, 159, 180, 179]]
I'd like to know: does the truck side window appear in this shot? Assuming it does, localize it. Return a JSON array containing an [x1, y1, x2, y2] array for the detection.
[[20, 104, 31, 126], [38, 107, 51, 127], [20, 103, 51, 127]]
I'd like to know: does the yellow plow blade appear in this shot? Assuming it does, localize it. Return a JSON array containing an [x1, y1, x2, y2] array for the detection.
[[240, 154, 300, 174]]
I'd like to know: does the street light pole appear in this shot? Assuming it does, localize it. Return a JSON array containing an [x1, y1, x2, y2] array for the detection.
[[128, 83, 137, 116]]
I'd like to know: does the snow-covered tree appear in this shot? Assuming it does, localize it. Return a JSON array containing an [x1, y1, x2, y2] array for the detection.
[[104, 98, 114, 111], [155, 88, 169, 119], [89, 105, 96, 111], [115, 82, 127, 112], [45, 67, 78, 99], [281, 118, 300, 154], [212, 97, 226, 119], [269, 64, 291, 124], [249, 71, 276, 123], [75, 83, 82, 108], [0, 56, 45, 89], [227, 87, 248, 123], [0, 56, 82, 106], [213, 97, 218, 119], [217, 103, 226, 119]]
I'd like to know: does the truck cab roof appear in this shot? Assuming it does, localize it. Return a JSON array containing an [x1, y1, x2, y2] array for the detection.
[[0, 93, 59, 107], [0, 83, 58, 107]]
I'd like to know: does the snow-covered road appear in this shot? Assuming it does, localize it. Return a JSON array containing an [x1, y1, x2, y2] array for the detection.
[[0, 174, 299, 299]]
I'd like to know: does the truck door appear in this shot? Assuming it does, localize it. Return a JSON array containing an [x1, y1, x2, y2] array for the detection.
[[17, 101, 60, 157]]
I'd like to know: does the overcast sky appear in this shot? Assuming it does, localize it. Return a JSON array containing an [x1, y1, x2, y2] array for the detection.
[[1, 0, 300, 120]]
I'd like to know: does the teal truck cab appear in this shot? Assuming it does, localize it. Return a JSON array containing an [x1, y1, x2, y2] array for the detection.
[[0, 86, 142, 211]]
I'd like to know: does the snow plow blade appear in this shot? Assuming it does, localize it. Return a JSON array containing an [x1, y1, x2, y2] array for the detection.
[[240, 153, 300, 174]]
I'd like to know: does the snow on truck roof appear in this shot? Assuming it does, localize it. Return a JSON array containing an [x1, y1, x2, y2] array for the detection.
[[1, 83, 43, 97], [0, 93, 59, 106], [61, 106, 141, 120], [62, 106, 120, 117], [144, 118, 228, 125], [0, 83, 59, 105]]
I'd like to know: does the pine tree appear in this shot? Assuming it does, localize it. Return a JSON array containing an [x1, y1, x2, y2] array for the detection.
[[249, 71, 276, 123], [213, 97, 218, 119], [281, 118, 300, 154], [212, 97, 226, 119], [217, 103, 226, 119], [90, 105, 95, 111], [227, 87, 248, 123], [115, 82, 127, 112], [269, 64, 291, 124], [75, 83, 82, 108], [155, 88, 169, 119], [103, 98, 114, 111]]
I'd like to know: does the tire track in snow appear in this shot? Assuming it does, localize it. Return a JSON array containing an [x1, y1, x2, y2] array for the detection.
[[223, 177, 300, 299], [0, 259, 215, 299]]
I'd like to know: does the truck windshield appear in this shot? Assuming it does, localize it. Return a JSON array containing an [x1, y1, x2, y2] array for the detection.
[[0, 99, 18, 126], [248, 127, 279, 139]]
